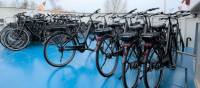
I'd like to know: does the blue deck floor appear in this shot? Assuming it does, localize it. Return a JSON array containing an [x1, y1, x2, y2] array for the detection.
[[0, 43, 196, 88]]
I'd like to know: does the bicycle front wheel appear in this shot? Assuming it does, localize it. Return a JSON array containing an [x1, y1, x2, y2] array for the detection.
[[143, 50, 163, 88], [44, 33, 76, 67], [4, 28, 31, 51], [96, 36, 118, 77], [122, 48, 140, 88]]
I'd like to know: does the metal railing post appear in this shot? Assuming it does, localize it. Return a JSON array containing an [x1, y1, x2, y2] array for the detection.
[[195, 22, 200, 88], [194, 23, 199, 55]]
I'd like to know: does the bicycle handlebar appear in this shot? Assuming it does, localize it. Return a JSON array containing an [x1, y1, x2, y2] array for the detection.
[[89, 9, 101, 16], [128, 8, 137, 14], [120, 8, 137, 17], [146, 7, 159, 12], [181, 13, 190, 17], [150, 12, 164, 16], [96, 13, 112, 19]]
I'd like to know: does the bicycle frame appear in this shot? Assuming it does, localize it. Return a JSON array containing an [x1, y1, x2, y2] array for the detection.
[[63, 15, 97, 52]]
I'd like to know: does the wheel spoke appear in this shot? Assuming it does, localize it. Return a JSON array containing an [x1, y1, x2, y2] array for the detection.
[[60, 51, 64, 63], [63, 40, 70, 47], [104, 41, 111, 52], [52, 38, 61, 48], [100, 57, 108, 69]]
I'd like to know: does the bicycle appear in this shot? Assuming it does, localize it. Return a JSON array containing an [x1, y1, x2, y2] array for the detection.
[[95, 9, 138, 77], [44, 9, 101, 67]]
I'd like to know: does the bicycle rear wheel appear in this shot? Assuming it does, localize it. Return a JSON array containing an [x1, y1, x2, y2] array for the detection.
[[44, 33, 76, 67], [0, 23, 17, 47], [122, 48, 140, 88], [0, 26, 11, 47], [3, 28, 31, 51], [96, 36, 118, 77], [143, 50, 163, 88]]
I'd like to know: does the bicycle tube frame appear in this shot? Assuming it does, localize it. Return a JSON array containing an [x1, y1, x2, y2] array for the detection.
[[75, 16, 95, 45]]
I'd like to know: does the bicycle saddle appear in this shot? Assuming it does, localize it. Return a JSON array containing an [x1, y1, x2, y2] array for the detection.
[[141, 32, 160, 42], [95, 27, 112, 36], [129, 24, 144, 31], [25, 19, 32, 22], [130, 22, 141, 26], [151, 23, 166, 30], [120, 32, 138, 42], [108, 23, 123, 28], [66, 24, 77, 27], [93, 21, 102, 25]]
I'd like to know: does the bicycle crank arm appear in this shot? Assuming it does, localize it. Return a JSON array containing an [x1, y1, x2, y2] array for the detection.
[[85, 48, 95, 51], [64, 45, 84, 51], [111, 50, 123, 56]]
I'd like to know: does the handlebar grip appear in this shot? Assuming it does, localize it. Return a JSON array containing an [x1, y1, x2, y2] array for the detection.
[[159, 17, 168, 20], [179, 10, 190, 13], [156, 12, 164, 15], [147, 7, 159, 11], [128, 8, 137, 14], [137, 12, 144, 15], [95, 9, 101, 13], [159, 12, 164, 14], [182, 13, 190, 17]]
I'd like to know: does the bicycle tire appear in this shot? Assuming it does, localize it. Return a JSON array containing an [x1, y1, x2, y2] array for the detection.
[[122, 48, 140, 88], [0, 23, 17, 47], [3, 28, 31, 51], [96, 36, 118, 77], [143, 50, 163, 88], [44, 32, 76, 67]]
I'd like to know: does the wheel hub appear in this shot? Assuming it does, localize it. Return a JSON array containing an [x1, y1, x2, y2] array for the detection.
[[130, 61, 140, 69], [59, 47, 65, 52], [106, 53, 112, 58]]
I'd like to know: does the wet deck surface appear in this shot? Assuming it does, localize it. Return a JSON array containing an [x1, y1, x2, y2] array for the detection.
[[0, 43, 196, 88]]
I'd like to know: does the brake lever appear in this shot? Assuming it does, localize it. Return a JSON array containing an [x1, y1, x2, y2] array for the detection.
[[95, 9, 101, 13]]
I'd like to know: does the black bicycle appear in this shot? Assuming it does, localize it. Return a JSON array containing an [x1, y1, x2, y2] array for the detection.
[[95, 9, 138, 77], [44, 9, 101, 67], [1, 12, 78, 51]]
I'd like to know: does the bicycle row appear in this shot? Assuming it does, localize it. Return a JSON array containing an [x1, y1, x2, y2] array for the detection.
[[43, 8, 190, 88], [0, 12, 86, 50], [0, 8, 190, 88]]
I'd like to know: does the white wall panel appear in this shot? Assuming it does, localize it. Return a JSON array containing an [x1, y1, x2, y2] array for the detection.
[[179, 17, 200, 48]]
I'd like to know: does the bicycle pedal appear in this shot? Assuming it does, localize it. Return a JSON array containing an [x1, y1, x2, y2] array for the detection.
[[75, 45, 84, 48], [130, 61, 140, 69]]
